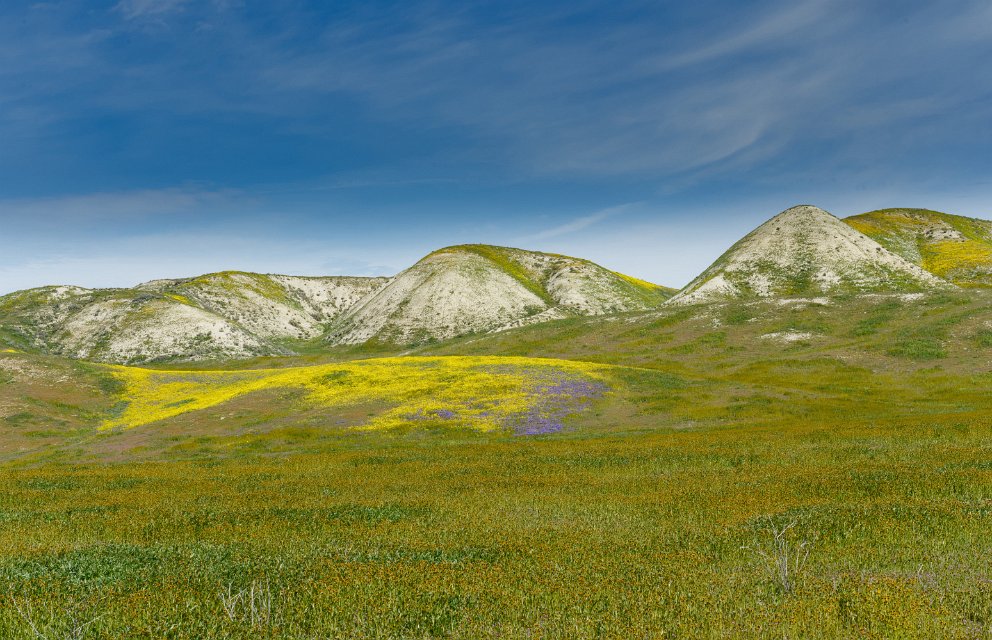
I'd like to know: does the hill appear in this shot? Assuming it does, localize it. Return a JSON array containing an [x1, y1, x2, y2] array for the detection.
[[0, 246, 671, 362], [844, 208, 992, 287], [0, 273, 387, 363], [669, 205, 948, 304], [325, 244, 673, 346]]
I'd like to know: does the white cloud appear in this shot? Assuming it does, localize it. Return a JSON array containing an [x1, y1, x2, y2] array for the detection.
[[644, 0, 836, 72], [514, 204, 633, 244], [0, 186, 247, 227], [115, 0, 190, 20]]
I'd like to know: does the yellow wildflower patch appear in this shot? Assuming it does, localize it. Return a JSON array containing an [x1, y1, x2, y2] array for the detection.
[[165, 293, 194, 306], [102, 356, 610, 432], [921, 239, 992, 278], [612, 271, 664, 291]]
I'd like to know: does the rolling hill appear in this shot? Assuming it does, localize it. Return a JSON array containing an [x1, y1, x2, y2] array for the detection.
[[0, 246, 672, 362], [669, 205, 949, 304], [0, 274, 388, 363], [8, 206, 989, 362], [844, 208, 992, 287], [326, 244, 674, 345], [6, 209, 992, 637]]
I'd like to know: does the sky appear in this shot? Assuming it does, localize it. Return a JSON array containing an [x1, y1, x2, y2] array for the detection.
[[1, 0, 991, 294]]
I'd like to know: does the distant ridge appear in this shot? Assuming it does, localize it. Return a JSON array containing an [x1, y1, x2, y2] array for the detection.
[[0, 245, 672, 362], [845, 208, 992, 287], [3, 205, 967, 363], [669, 205, 949, 304]]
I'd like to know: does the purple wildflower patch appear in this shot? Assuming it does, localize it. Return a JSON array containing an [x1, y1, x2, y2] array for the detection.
[[397, 365, 607, 434], [404, 408, 459, 421], [511, 371, 607, 436]]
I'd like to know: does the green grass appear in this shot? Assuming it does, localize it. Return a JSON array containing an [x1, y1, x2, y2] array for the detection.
[[887, 337, 946, 360], [2, 416, 991, 637], [4, 292, 992, 637], [974, 328, 992, 347], [846, 209, 992, 286], [453, 245, 558, 305]]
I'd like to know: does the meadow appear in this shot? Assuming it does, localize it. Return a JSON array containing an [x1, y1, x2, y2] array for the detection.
[[2, 292, 992, 637]]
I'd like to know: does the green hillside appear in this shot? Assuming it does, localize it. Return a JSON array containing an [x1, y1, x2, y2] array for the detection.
[[6, 214, 992, 636], [845, 208, 992, 286]]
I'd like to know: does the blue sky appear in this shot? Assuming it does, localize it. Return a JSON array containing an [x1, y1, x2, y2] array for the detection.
[[1, 0, 991, 293]]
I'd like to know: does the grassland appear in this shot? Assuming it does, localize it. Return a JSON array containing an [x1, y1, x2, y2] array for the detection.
[[3, 292, 992, 637]]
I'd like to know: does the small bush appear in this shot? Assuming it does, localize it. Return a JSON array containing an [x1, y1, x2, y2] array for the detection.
[[744, 517, 812, 594]]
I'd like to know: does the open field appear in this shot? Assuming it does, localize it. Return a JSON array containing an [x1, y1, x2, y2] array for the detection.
[[2, 293, 992, 637]]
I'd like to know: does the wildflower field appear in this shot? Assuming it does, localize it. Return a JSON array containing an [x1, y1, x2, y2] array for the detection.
[[3, 293, 992, 637]]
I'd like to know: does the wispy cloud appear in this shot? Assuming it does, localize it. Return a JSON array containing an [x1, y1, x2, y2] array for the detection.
[[115, 0, 190, 21], [2, 0, 990, 188], [644, 0, 836, 72], [243, 0, 991, 182], [514, 204, 634, 244], [0, 186, 246, 224]]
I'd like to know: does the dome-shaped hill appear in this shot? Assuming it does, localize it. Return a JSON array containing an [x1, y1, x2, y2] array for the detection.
[[844, 209, 992, 287], [669, 205, 949, 304], [326, 244, 673, 346]]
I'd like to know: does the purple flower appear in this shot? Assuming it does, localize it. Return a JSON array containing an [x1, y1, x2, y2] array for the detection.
[[511, 372, 607, 436]]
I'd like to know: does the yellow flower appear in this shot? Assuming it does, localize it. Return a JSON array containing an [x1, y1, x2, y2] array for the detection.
[[101, 356, 609, 432]]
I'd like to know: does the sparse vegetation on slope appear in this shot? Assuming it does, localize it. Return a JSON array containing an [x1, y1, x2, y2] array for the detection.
[[326, 244, 671, 347], [0, 273, 388, 364], [0, 246, 671, 362], [670, 205, 949, 304]]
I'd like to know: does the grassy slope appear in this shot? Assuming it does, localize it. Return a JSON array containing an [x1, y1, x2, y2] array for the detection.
[[612, 270, 678, 300], [3, 293, 992, 636], [177, 271, 300, 309], [452, 244, 674, 306], [452, 245, 558, 305], [846, 208, 992, 286]]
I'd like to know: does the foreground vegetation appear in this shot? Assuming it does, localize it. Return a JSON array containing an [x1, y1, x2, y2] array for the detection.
[[2, 413, 991, 637], [3, 292, 992, 637]]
